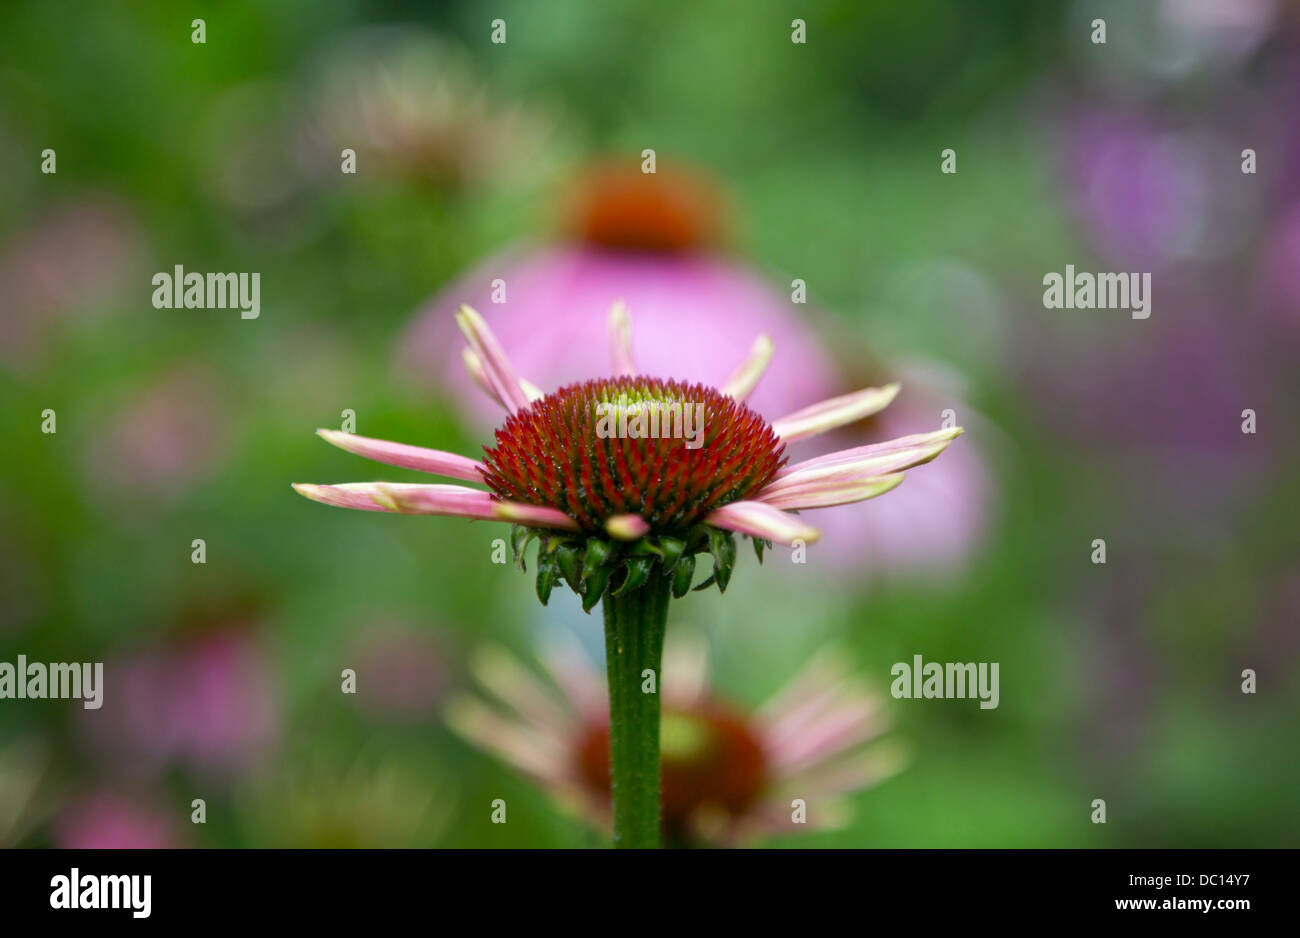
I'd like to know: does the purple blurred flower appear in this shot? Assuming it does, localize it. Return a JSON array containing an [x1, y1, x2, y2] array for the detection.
[[1257, 201, 1300, 334], [1061, 107, 1256, 269], [54, 791, 181, 849], [81, 628, 278, 782]]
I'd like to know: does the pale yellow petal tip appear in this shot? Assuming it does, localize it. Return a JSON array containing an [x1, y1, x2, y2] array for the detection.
[[491, 502, 521, 522], [799, 526, 822, 545], [605, 514, 649, 540]]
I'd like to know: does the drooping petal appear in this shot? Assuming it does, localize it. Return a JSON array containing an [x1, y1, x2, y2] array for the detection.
[[537, 633, 607, 719], [720, 334, 774, 402], [455, 304, 532, 414], [604, 513, 649, 540], [469, 645, 577, 739], [758, 473, 905, 511], [292, 481, 577, 530], [292, 482, 399, 513], [769, 383, 900, 443], [443, 697, 571, 781], [705, 500, 821, 546], [760, 429, 959, 498], [608, 300, 636, 377], [765, 697, 887, 776], [316, 429, 486, 482], [492, 500, 581, 530], [771, 427, 961, 481], [661, 633, 710, 711], [461, 348, 544, 407], [371, 483, 576, 528]]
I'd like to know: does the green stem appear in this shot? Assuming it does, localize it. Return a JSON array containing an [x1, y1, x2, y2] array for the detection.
[[602, 573, 671, 848]]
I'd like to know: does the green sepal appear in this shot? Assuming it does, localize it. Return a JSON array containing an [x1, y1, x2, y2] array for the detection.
[[752, 536, 766, 564], [656, 537, 686, 572], [691, 572, 717, 592], [555, 543, 582, 588], [535, 550, 558, 605], [613, 556, 654, 596], [708, 528, 736, 593], [671, 553, 696, 598], [581, 564, 613, 612], [511, 525, 536, 572], [582, 538, 612, 581]]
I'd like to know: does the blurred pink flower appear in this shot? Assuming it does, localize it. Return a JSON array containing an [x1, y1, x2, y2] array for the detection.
[[54, 791, 181, 849], [83, 366, 229, 504], [81, 627, 278, 782], [448, 635, 902, 846], [348, 620, 452, 721], [400, 163, 838, 424], [0, 195, 144, 374]]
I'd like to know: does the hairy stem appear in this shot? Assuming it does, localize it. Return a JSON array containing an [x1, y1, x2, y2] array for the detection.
[[601, 574, 671, 848]]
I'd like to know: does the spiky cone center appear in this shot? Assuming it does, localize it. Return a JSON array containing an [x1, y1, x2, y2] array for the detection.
[[482, 377, 785, 537], [576, 703, 768, 846]]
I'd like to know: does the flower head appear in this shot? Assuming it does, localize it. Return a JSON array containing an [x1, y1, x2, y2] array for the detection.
[[447, 635, 901, 846], [295, 303, 960, 608]]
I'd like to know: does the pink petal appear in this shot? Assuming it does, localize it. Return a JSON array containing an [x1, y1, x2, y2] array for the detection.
[[758, 473, 905, 510], [771, 427, 961, 481], [720, 334, 774, 401], [705, 500, 821, 545], [316, 429, 486, 482], [608, 300, 636, 376], [770, 383, 900, 443], [492, 501, 581, 530], [292, 482, 400, 512], [455, 305, 532, 414], [462, 348, 543, 407], [292, 481, 573, 529], [759, 432, 957, 500]]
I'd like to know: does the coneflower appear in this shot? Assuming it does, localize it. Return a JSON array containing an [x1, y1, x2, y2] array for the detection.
[[447, 635, 904, 847], [294, 302, 960, 847]]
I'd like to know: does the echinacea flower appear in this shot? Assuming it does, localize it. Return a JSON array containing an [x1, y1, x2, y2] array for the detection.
[[295, 302, 959, 847], [402, 161, 990, 581], [448, 635, 903, 847]]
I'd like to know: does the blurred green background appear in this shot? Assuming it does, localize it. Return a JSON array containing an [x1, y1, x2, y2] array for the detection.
[[2, 0, 1297, 848]]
